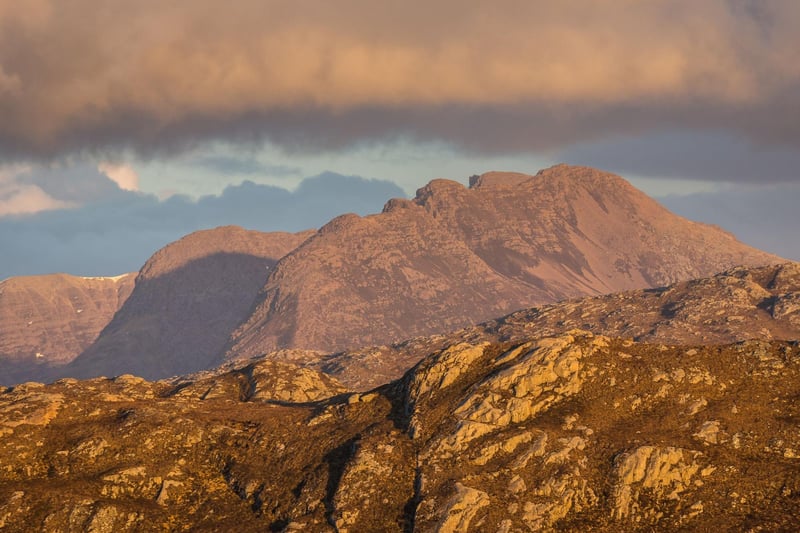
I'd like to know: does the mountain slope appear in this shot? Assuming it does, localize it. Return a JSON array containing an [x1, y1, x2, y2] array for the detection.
[[313, 262, 800, 390], [226, 165, 780, 360], [65, 226, 313, 380], [0, 273, 134, 385]]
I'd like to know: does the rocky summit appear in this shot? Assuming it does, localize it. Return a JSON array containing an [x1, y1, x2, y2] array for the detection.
[[2, 328, 800, 531], [225, 164, 778, 361]]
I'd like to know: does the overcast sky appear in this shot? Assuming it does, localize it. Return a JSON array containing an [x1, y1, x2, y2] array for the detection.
[[1, 1, 798, 277]]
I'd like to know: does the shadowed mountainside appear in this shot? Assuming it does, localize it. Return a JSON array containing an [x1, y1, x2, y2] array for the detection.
[[225, 165, 780, 361], [65, 226, 313, 381]]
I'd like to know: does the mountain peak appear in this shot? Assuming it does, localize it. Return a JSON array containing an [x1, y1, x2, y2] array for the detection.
[[224, 165, 779, 362], [467, 164, 627, 190], [468, 171, 532, 189], [534, 163, 634, 190]]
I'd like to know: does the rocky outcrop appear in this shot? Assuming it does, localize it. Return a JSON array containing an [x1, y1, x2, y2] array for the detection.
[[3, 326, 799, 531], [226, 164, 779, 359], [612, 446, 706, 520], [429, 483, 489, 533], [172, 359, 348, 404], [0, 273, 134, 385], [319, 262, 800, 390]]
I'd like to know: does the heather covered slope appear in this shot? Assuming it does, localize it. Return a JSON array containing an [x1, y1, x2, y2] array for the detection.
[[226, 164, 779, 360], [3, 333, 800, 531], [65, 226, 313, 381], [0, 273, 134, 386]]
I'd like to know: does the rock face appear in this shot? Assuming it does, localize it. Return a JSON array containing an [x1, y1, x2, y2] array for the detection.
[[318, 262, 800, 390], [65, 226, 313, 380], [226, 165, 778, 359], [0, 273, 134, 386], [2, 328, 800, 531]]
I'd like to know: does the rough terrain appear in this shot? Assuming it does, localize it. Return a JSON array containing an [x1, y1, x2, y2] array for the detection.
[[2, 329, 799, 531], [315, 262, 800, 390]]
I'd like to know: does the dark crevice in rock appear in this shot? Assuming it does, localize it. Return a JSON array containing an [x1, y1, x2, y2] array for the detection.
[[323, 435, 360, 531], [403, 457, 423, 533]]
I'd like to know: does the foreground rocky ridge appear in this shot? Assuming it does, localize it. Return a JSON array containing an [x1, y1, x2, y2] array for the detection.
[[2, 329, 799, 531], [313, 262, 800, 390]]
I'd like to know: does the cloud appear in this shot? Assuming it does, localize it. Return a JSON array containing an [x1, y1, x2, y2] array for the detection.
[[0, 183, 72, 216], [0, 165, 74, 215], [560, 130, 800, 184], [98, 162, 139, 191], [190, 155, 300, 177], [0, 171, 405, 279], [0, 1, 799, 171], [660, 184, 800, 261], [10, 163, 128, 204]]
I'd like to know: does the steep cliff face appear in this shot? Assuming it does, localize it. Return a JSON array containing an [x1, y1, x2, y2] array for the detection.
[[66, 226, 314, 380], [225, 203, 530, 361], [226, 165, 779, 359], [2, 333, 799, 531], [0, 273, 134, 385]]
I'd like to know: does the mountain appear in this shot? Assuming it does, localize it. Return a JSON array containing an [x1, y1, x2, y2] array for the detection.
[[225, 164, 779, 361], [65, 226, 314, 380], [5, 164, 781, 385], [0, 273, 134, 386], [2, 302, 799, 530], [314, 262, 800, 390]]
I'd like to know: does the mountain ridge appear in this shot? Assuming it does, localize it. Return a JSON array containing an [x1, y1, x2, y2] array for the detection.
[[65, 226, 315, 381], [308, 262, 800, 390], [225, 164, 779, 362], [0, 164, 784, 385]]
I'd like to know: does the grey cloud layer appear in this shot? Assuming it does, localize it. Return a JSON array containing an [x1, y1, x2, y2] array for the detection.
[[0, 172, 404, 280], [660, 186, 800, 261], [1, 1, 799, 163], [561, 131, 800, 183]]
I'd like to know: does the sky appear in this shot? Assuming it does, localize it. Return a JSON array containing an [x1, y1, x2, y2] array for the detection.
[[0, 0, 798, 279]]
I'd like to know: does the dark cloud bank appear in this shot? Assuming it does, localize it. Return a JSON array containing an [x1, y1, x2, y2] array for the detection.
[[1, 1, 797, 276], [1, 1, 799, 178], [660, 187, 800, 262], [0, 172, 404, 280]]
